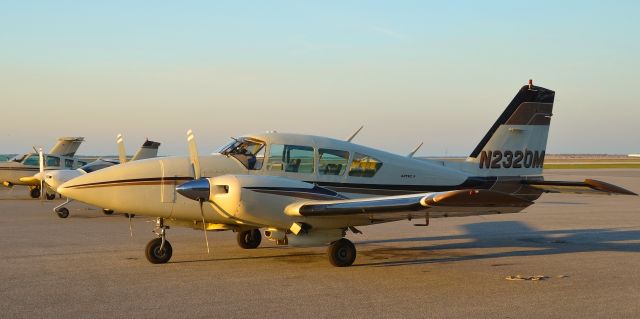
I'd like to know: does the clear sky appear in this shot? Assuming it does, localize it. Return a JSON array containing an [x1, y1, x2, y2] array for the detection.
[[1, 0, 638, 156]]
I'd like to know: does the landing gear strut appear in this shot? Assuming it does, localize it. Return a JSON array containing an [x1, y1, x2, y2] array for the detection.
[[53, 198, 73, 218], [145, 218, 172, 264], [328, 238, 356, 267], [237, 229, 262, 249]]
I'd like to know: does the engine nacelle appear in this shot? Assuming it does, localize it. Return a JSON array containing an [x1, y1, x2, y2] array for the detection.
[[207, 175, 344, 229]]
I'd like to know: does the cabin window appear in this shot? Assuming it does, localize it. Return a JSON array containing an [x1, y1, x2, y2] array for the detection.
[[348, 153, 383, 177], [46, 156, 60, 167], [22, 155, 40, 166], [64, 159, 74, 168], [267, 144, 314, 173], [318, 149, 349, 175]]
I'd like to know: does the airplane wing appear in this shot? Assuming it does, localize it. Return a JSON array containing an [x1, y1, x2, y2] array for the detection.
[[285, 189, 534, 218], [522, 179, 637, 195]]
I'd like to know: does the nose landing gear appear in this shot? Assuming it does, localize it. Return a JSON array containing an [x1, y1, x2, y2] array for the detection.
[[145, 218, 172, 264]]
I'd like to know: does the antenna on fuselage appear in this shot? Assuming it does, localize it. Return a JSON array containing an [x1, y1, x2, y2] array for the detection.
[[407, 142, 424, 158], [346, 126, 364, 142]]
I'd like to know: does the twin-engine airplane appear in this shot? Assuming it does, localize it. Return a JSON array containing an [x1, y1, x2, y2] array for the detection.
[[1, 137, 86, 199], [58, 82, 636, 267]]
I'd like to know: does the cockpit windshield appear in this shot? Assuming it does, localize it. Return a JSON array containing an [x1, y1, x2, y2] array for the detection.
[[219, 137, 266, 170], [78, 160, 116, 174]]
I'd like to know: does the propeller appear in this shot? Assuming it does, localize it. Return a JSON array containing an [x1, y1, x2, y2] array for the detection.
[[38, 148, 45, 202], [116, 133, 127, 164], [186, 129, 209, 254]]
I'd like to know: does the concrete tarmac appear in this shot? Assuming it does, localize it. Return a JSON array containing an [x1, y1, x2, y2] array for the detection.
[[1, 169, 639, 318]]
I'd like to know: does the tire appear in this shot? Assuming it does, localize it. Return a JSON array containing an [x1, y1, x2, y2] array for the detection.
[[46, 193, 56, 200], [237, 229, 262, 249], [145, 238, 172, 264], [56, 207, 69, 219], [123, 213, 135, 218], [102, 209, 114, 215], [30, 188, 40, 199], [328, 238, 356, 267]]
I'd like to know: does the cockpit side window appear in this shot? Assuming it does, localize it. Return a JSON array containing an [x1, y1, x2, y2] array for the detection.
[[220, 138, 266, 170], [319, 149, 349, 175], [64, 159, 74, 168], [267, 144, 314, 173], [46, 156, 60, 167], [348, 153, 383, 177], [22, 154, 40, 166]]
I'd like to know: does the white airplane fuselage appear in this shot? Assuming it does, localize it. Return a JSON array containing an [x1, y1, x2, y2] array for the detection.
[[58, 133, 542, 230]]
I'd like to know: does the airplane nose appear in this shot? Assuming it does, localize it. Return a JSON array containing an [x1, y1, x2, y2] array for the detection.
[[176, 178, 210, 201]]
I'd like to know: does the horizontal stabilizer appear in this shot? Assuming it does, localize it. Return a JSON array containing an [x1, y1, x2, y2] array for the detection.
[[522, 179, 637, 195]]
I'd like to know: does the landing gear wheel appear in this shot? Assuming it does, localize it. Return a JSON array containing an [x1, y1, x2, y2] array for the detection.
[[123, 213, 135, 218], [56, 207, 69, 219], [145, 238, 172, 264], [237, 229, 262, 249], [102, 209, 114, 215], [46, 193, 56, 200], [30, 188, 40, 199], [328, 238, 356, 267]]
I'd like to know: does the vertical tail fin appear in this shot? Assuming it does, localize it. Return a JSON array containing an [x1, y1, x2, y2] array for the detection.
[[466, 81, 555, 176], [49, 137, 84, 157], [130, 139, 161, 161]]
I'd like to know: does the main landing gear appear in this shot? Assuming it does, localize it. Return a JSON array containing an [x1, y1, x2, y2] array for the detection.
[[237, 229, 262, 249], [30, 186, 56, 200], [328, 238, 356, 267], [145, 218, 172, 264], [29, 187, 40, 199]]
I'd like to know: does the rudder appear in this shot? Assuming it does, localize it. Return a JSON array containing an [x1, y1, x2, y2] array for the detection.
[[466, 81, 554, 176]]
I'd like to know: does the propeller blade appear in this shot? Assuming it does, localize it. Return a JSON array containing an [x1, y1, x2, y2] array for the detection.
[[38, 148, 45, 201], [199, 200, 210, 254], [116, 134, 127, 164], [187, 129, 201, 179]]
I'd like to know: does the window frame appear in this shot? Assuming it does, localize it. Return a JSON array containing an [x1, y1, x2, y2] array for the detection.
[[318, 148, 350, 176], [265, 143, 316, 174]]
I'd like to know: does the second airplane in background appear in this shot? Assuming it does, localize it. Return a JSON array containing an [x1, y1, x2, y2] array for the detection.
[[43, 134, 161, 218]]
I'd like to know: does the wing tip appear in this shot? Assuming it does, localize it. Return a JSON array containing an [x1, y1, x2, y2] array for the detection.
[[584, 179, 638, 196]]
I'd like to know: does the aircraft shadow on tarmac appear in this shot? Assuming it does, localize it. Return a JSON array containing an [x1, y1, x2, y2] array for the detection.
[[354, 221, 640, 267]]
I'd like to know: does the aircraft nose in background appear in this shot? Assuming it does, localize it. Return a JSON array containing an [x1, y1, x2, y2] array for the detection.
[[45, 170, 81, 193], [176, 178, 210, 201]]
